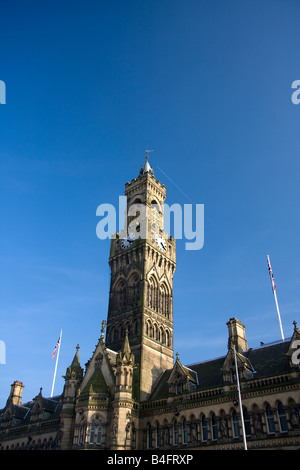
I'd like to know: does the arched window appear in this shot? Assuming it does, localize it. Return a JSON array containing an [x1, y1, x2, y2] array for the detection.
[[182, 418, 188, 444], [151, 201, 160, 233], [147, 424, 152, 449], [163, 425, 169, 445], [153, 323, 158, 341], [89, 420, 95, 444], [165, 330, 170, 347], [159, 327, 164, 344], [173, 420, 179, 445], [243, 407, 251, 437], [211, 413, 218, 440], [133, 279, 140, 305], [190, 420, 197, 442], [277, 402, 288, 433], [148, 276, 156, 310], [201, 416, 208, 442], [89, 419, 102, 445], [78, 422, 86, 446], [120, 282, 127, 310], [115, 279, 127, 312], [128, 274, 140, 306], [232, 410, 240, 438], [175, 381, 183, 395], [156, 423, 161, 447], [132, 319, 138, 336], [266, 404, 275, 434], [97, 422, 102, 444]]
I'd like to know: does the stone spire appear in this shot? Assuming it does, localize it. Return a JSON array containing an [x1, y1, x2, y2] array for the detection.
[[117, 330, 135, 365], [139, 151, 154, 177], [63, 344, 83, 382]]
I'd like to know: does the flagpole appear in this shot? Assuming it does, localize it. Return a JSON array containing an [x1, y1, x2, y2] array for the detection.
[[51, 329, 62, 398], [267, 255, 284, 341], [233, 345, 247, 450]]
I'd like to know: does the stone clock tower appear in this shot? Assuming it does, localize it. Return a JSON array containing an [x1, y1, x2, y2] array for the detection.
[[105, 154, 176, 400]]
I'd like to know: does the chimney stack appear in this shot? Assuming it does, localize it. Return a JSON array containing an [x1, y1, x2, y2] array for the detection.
[[226, 317, 248, 353], [9, 381, 24, 405]]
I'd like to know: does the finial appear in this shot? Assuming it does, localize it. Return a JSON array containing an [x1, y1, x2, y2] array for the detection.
[[145, 149, 153, 160], [76, 344, 80, 352], [293, 320, 299, 332], [176, 352, 179, 361], [139, 150, 155, 177], [101, 320, 106, 337]]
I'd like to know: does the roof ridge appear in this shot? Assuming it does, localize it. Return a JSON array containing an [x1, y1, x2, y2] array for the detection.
[[185, 354, 226, 368], [250, 337, 291, 350]]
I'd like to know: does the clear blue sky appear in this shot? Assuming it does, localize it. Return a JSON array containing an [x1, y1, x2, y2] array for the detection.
[[1, 0, 300, 406]]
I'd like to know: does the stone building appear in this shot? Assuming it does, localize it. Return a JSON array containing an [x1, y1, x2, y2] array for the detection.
[[1, 156, 300, 450]]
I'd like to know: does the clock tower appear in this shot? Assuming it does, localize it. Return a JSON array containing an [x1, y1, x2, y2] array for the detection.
[[105, 154, 176, 400]]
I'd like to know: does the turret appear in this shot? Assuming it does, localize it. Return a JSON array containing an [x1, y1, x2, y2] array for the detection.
[[60, 345, 83, 449]]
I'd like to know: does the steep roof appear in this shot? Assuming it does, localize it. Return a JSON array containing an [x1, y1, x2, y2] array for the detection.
[[81, 368, 108, 395], [148, 338, 293, 401], [0, 395, 62, 427]]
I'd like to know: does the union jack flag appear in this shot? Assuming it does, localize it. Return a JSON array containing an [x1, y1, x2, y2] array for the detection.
[[267, 255, 276, 292], [52, 335, 61, 358]]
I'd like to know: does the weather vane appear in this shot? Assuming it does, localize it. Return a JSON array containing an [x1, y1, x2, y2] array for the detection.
[[145, 149, 154, 159]]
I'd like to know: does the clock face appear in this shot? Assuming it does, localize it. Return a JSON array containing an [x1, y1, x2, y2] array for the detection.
[[156, 234, 167, 252], [121, 234, 134, 250]]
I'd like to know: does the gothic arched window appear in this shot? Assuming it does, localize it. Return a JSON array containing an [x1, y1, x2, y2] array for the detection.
[[156, 423, 161, 447], [266, 404, 275, 434], [232, 410, 240, 438], [201, 416, 208, 442], [97, 422, 102, 444], [173, 420, 179, 445], [147, 424, 152, 449], [277, 402, 288, 433], [211, 413, 218, 440], [243, 407, 251, 437], [89, 421, 95, 444], [182, 418, 188, 444]]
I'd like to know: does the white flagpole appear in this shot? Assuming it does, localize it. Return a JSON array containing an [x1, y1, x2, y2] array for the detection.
[[233, 345, 247, 450], [51, 329, 62, 398], [267, 255, 284, 341]]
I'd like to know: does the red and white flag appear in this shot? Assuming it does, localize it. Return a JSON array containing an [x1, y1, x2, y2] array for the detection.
[[52, 335, 61, 358], [267, 255, 276, 292]]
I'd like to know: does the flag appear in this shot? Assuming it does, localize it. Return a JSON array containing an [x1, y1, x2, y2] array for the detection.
[[52, 335, 61, 358], [267, 256, 276, 292]]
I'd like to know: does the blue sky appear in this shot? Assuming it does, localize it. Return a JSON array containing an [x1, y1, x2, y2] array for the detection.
[[1, 0, 300, 406]]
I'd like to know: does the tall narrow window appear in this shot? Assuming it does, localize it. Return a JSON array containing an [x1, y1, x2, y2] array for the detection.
[[182, 418, 188, 444], [165, 330, 170, 347], [163, 426, 169, 445], [156, 423, 161, 447], [201, 416, 208, 442], [277, 402, 288, 433], [266, 405, 275, 434], [89, 420, 95, 444], [243, 407, 251, 437], [97, 422, 102, 444], [79, 423, 86, 445], [211, 414, 218, 440], [133, 279, 140, 305], [173, 420, 179, 445], [147, 425, 152, 449], [232, 410, 240, 438]]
